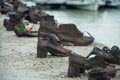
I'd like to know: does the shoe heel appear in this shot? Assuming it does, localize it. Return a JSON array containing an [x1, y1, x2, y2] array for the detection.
[[37, 45, 48, 58]]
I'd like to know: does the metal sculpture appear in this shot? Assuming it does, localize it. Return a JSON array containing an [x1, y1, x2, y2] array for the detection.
[[68, 52, 117, 78], [37, 16, 71, 58], [58, 24, 94, 46], [38, 15, 94, 46]]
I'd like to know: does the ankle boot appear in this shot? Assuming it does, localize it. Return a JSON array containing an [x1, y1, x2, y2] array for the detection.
[[38, 15, 59, 41], [38, 15, 71, 58], [68, 53, 91, 77], [37, 34, 71, 58]]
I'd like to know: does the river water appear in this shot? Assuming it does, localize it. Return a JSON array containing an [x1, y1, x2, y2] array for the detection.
[[45, 8, 120, 48]]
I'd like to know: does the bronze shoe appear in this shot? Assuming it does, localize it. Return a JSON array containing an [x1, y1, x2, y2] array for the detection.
[[58, 24, 94, 46], [37, 34, 71, 58], [68, 52, 117, 78]]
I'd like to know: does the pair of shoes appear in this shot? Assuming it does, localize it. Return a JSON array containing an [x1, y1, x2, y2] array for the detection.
[[87, 46, 120, 64], [68, 52, 117, 78], [38, 15, 94, 46]]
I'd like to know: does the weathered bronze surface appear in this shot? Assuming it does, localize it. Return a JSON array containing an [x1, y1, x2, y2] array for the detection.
[[38, 15, 94, 46], [87, 46, 120, 64], [37, 34, 71, 58], [68, 52, 117, 78], [88, 68, 111, 80], [37, 15, 72, 57], [58, 24, 94, 46], [14, 26, 38, 37]]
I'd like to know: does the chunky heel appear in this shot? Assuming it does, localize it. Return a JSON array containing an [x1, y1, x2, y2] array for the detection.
[[68, 63, 80, 77], [37, 45, 48, 58]]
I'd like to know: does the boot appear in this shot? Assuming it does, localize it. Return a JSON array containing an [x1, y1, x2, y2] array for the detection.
[[37, 34, 71, 58], [38, 15, 59, 41], [29, 7, 46, 23], [102, 46, 120, 64], [38, 15, 58, 35], [68, 53, 91, 77]]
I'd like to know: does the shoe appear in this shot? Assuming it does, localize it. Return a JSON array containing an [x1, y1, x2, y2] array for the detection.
[[14, 26, 37, 37], [87, 47, 116, 64], [3, 12, 21, 31], [68, 53, 91, 77], [37, 34, 71, 58], [58, 24, 94, 46]]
